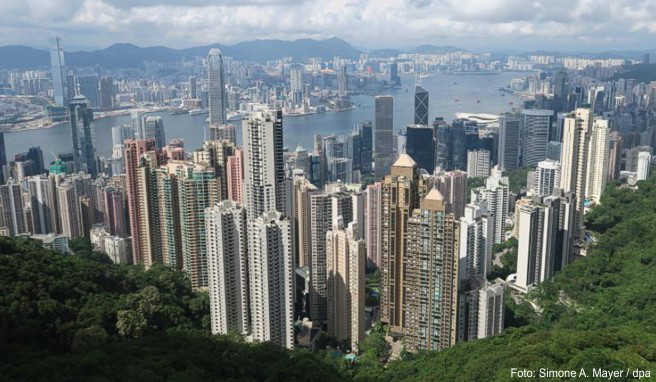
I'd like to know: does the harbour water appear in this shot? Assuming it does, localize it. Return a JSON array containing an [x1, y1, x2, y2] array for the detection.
[[5, 72, 523, 164]]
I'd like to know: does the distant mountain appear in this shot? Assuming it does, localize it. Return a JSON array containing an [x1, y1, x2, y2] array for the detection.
[[0, 46, 50, 69], [0, 37, 362, 69]]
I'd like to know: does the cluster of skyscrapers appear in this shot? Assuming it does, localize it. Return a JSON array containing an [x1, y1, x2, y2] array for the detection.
[[3, 37, 656, 358]]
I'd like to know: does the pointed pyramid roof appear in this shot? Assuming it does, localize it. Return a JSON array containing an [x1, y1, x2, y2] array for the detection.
[[420, 186, 446, 211], [392, 153, 416, 168], [424, 187, 444, 201]]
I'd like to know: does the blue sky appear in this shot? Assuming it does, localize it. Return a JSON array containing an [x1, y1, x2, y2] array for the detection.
[[1, 0, 655, 52]]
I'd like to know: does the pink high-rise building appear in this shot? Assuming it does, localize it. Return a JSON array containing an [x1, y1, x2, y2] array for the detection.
[[434, 169, 467, 219], [227, 148, 244, 205], [103, 186, 127, 237], [124, 138, 157, 265]]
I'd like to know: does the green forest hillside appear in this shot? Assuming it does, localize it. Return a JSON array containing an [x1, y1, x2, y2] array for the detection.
[[3, 177, 656, 381]]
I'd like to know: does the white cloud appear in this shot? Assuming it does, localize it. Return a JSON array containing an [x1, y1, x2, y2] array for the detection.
[[0, 0, 655, 51]]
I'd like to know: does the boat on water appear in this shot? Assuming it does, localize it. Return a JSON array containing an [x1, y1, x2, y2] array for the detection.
[[170, 109, 187, 115]]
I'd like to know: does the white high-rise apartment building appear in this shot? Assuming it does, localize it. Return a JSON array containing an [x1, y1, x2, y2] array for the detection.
[[242, 110, 286, 219], [515, 195, 568, 291], [457, 280, 505, 342], [535, 160, 561, 197], [585, 118, 610, 204], [365, 182, 382, 266], [471, 168, 509, 244], [309, 190, 353, 321], [637, 151, 652, 181], [207, 48, 226, 125], [477, 281, 505, 339], [560, 108, 592, 242], [248, 211, 295, 349], [326, 219, 365, 351], [459, 204, 494, 282], [206, 201, 250, 336], [0, 180, 27, 236], [466, 149, 491, 178]]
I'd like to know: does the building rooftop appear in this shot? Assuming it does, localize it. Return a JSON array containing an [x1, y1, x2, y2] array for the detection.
[[393, 153, 416, 168], [424, 187, 444, 201]]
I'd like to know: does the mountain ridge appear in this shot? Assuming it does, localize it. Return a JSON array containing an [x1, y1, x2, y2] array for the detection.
[[0, 38, 362, 69]]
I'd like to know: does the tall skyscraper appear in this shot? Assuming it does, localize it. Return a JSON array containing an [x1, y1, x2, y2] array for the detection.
[[0, 132, 6, 184], [289, 65, 304, 106], [103, 186, 127, 237], [414, 85, 429, 126], [607, 132, 622, 182], [404, 188, 460, 351], [77, 75, 99, 108], [69, 95, 97, 176], [516, 195, 567, 290], [552, 70, 568, 113], [135, 151, 162, 268], [466, 149, 491, 178], [154, 163, 182, 269], [98, 77, 114, 110], [248, 211, 295, 349], [143, 116, 167, 149], [585, 118, 610, 204], [310, 191, 353, 321], [498, 113, 520, 171], [559, 108, 592, 243], [326, 219, 365, 351], [208, 49, 227, 126], [433, 169, 467, 218], [242, 111, 286, 219], [380, 154, 418, 330], [0, 180, 27, 236], [358, 122, 373, 175], [124, 138, 158, 265], [406, 124, 435, 173], [57, 181, 82, 239], [206, 200, 250, 336], [520, 109, 553, 167], [459, 204, 494, 283], [535, 160, 561, 197], [337, 65, 348, 98], [637, 151, 652, 181], [293, 175, 318, 268], [50, 37, 67, 107], [365, 182, 382, 266], [471, 169, 510, 244], [467, 281, 505, 340], [189, 76, 198, 99], [226, 149, 244, 205], [195, 139, 233, 201], [374, 96, 394, 176], [27, 175, 58, 235]]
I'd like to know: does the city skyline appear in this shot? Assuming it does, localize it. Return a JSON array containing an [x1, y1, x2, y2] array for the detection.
[[2, 8, 656, 378]]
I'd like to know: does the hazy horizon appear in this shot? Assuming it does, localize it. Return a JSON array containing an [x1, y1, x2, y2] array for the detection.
[[1, 0, 655, 53]]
